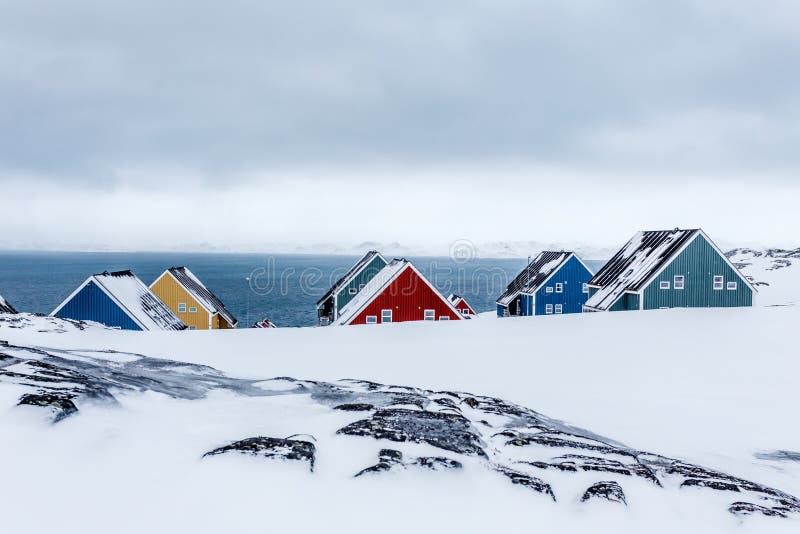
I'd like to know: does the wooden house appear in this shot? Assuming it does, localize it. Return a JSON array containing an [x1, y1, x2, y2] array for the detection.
[[335, 259, 465, 325], [496, 251, 593, 317], [448, 294, 476, 317], [150, 267, 238, 330], [51, 270, 187, 330], [584, 228, 755, 312], [317, 251, 388, 325]]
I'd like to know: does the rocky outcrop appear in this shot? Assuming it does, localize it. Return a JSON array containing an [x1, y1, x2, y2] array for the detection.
[[355, 449, 462, 477], [17, 392, 78, 422], [204, 437, 316, 472], [581, 481, 626, 505]]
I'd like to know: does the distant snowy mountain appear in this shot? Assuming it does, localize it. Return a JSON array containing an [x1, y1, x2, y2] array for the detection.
[[727, 247, 800, 306]]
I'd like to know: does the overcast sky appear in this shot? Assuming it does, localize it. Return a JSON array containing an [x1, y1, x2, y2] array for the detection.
[[1, 0, 799, 253]]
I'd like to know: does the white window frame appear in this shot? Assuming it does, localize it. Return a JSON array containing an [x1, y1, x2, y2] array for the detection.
[[188, 325, 197, 330], [178, 303, 187, 313], [582, 283, 589, 294], [439, 316, 450, 321], [366, 315, 377, 324], [713, 275, 724, 291], [545, 304, 553, 314], [349, 287, 357, 295], [381, 309, 392, 323], [423, 309, 435, 321], [727, 281, 738, 291], [545, 286, 553, 294], [554, 304, 563, 314], [660, 280, 670, 290], [189, 306, 197, 313], [461, 309, 470, 316], [555, 283, 563, 293], [674, 275, 685, 290]]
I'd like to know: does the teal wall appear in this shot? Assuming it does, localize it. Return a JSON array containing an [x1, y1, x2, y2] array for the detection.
[[642, 234, 752, 309], [335, 255, 388, 311]]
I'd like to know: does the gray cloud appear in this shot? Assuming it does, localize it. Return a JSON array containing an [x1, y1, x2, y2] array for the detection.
[[1, 0, 800, 188]]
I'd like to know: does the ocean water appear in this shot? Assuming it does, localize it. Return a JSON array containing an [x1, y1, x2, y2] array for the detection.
[[0, 252, 606, 327]]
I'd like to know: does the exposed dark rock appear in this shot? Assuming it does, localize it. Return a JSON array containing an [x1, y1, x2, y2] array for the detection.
[[337, 408, 486, 457], [334, 403, 374, 412], [355, 449, 404, 477], [581, 481, 627, 505], [355, 449, 462, 477], [755, 450, 800, 463], [415, 456, 463, 471], [729, 502, 788, 518], [17, 392, 78, 422], [495, 466, 556, 501], [204, 437, 316, 472], [681, 479, 741, 492], [506, 432, 632, 457]]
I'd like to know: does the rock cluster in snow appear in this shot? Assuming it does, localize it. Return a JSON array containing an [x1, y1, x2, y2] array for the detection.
[[1, 337, 799, 520]]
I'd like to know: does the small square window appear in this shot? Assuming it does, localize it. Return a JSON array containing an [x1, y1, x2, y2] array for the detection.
[[555, 283, 563, 293], [178, 303, 187, 313], [713, 275, 724, 290], [727, 281, 738, 291], [674, 275, 685, 290], [188, 325, 196, 330], [660, 281, 670, 290], [582, 283, 589, 294], [439, 316, 450, 321], [366, 315, 377, 324], [554, 304, 563, 314], [381, 309, 392, 323], [546, 287, 553, 294], [461, 309, 470, 316], [545, 304, 553, 314], [189, 306, 197, 313], [424, 309, 435, 321], [349, 287, 357, 295]]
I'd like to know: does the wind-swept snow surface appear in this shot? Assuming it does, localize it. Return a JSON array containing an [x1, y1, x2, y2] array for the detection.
[[1, 250, 799, 533]]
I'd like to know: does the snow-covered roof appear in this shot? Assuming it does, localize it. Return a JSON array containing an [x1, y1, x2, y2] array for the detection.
[[316, 251, 386, 306], [160, 267, 238, 327], [496, 251, 571, 306], [584, 229, 699, 311], [335, 260, 409, 325], [0, 293, 17, 314], [53, 270, 186, 331], [447, 294, 462, 305]]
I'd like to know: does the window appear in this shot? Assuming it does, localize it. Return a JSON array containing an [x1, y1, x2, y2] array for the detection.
[[727, 281, 738, 291], [349, 287, 357, 295], [545, 304, 553, 314], [359, 284, 365, 290], [424, 309, 435, 321], [582, 283, 589, 294], [660, 281, 670, 290], [554, 304, 563, 314], [366, 315, 377, 324], [188, 325, 196, 330], [381, 309, 392, 323], [555, 283, 563, 293], [439, 316, 450, 321], [546, 286, 553, 293], [713, 275, 724, 290], [674, 275, 685, 290], [461, 309, 471, 316], [178, 303, 187, 313], [189, 306, 197, 313]]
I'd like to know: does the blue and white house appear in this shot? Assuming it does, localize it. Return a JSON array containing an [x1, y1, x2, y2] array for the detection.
[[496, 251, 593, 317], [51, 270, 187, 331]]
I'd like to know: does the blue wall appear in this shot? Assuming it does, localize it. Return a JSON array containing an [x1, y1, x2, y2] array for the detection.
[[534, 256, 593, 315], [54, 281, 142, 330]]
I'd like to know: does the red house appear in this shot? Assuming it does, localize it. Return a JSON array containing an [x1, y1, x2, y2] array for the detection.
[[335, 259, 465, 325], [448, 294, 476, 317]]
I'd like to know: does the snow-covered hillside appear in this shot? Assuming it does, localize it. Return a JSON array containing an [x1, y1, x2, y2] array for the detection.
[[1, 250, 799, 534], [727, 248, 800, 306]]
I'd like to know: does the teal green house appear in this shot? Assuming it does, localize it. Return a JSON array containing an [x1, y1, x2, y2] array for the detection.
[[584, 228, 755, 312], [317, 251, 388, 325]]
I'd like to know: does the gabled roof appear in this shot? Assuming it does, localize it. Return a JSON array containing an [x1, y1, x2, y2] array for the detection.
[[52, 270, 187, 331], [0, 293, 17, 314], [335, 259, 463, 325], [156, 267, 238, 327], [584, 229, 699, 311], [316, 250, 386, 307], [496, 251, 572, 306]]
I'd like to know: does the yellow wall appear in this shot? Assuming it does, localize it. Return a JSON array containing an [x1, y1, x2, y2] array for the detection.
[[151, 273, 212, 330]]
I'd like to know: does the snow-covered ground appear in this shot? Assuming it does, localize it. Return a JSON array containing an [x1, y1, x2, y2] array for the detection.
[[1, 250, 799, 533]]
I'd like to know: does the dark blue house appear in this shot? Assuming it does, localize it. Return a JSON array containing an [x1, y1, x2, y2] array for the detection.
[[496, 251, 593, 317], [51, 270, 187, 331]]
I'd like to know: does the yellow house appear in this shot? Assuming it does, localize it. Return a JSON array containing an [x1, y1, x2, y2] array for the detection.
[[150, 267, 238, 330]]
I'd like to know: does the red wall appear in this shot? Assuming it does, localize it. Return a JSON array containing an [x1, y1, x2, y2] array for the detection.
[[350, 267, 462, 324], [455, 300, 475, 316]]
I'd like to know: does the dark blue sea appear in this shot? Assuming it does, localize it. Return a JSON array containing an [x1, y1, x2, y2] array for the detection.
[[0, 252, 606, 327]]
